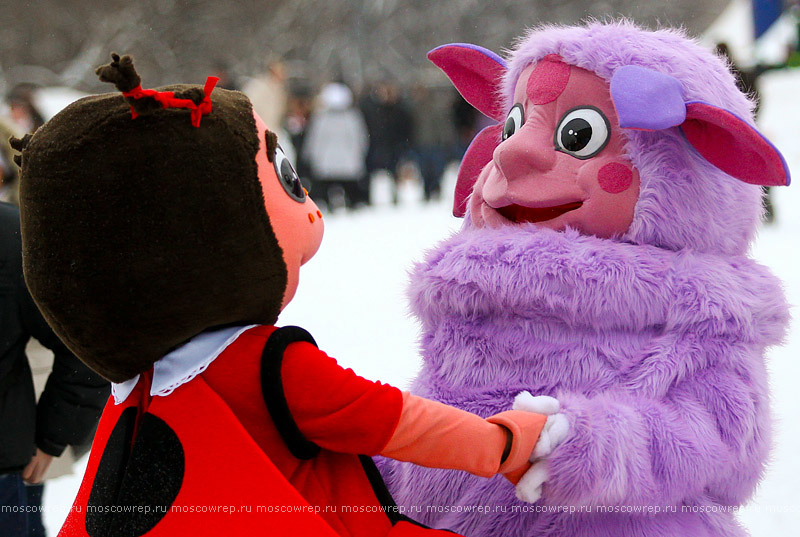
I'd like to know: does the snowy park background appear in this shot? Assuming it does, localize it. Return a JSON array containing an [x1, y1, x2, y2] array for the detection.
[[37, 66, 800, 535], [0, 0, 791, 534]]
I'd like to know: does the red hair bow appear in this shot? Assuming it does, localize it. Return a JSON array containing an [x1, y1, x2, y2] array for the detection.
[[122, 76, 220, 128]]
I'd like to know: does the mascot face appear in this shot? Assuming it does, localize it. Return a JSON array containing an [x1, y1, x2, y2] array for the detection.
[[253, 112, 324, 309], [469, 57, 640, 238], [429, 35, 789, 250]]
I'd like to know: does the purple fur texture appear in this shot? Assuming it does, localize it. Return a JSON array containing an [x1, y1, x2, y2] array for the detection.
[[380, 21, 790, 537], [381, 225, 788, 537]]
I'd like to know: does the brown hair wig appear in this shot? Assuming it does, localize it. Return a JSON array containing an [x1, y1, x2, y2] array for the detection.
[[17, 54, 287, 382]]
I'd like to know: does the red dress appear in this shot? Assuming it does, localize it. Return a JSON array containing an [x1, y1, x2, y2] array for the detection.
[[59, 326, 457, 537]]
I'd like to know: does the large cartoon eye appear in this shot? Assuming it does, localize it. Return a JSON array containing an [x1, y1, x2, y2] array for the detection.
[[274, 145, 306, 202], [502, 103, 524, 141], [554, 106, 610, 159]]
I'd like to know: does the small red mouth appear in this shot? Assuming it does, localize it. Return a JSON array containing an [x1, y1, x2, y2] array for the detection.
[[496, 201, 583, 224]]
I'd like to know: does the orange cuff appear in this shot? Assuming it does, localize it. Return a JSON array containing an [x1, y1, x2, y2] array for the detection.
[[487, 410, 547, 474]]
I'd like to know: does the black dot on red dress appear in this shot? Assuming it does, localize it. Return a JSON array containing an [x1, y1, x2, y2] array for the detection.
[[86, 407, 185, 537]]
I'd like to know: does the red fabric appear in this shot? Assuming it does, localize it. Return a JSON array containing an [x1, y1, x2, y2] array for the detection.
[[131, 367, 154, 445], [59, 372, 337, 536], [281, 341, 404, 455], [527, 54, 570, 105], [122, 76, 219, 127], [59, 326, 450, 536], [200, 327, 405, 536]]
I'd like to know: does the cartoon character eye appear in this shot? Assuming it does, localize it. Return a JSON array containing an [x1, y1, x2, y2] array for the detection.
[[554, 106, 610, 159], [502, 103, 524, 141], [274, 145, 306, 203]]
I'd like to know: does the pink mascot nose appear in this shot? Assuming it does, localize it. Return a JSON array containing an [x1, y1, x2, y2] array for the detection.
[[495, 123, 557, 183]]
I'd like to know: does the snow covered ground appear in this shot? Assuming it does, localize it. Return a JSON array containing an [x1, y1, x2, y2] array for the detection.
[[42, 70, 800, 535]]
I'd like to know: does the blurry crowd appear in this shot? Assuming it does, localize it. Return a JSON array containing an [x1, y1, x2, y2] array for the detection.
[[1, 64, 484, 213], [233, 62, 487, 211], [4, 48, 794, 218], [0, 85, 44, 205]]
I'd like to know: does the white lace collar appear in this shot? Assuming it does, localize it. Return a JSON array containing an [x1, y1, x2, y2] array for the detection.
[[111, 324, 257, 405]]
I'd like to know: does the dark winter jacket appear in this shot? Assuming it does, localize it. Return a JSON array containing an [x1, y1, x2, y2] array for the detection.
[[0, 202, 109, 473]]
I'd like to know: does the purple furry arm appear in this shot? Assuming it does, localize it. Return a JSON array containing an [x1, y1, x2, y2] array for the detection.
[[548, 361, 769, 508]]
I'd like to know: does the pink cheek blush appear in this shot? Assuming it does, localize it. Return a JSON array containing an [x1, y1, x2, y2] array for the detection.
[[597, 162, 634, 194], [527, 54, 570, 105]]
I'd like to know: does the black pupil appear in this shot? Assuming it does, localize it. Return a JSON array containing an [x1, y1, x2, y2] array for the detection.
[[560, 118, 592, 152], [280, 159, 304, 199], [503, 115, 516, 140]]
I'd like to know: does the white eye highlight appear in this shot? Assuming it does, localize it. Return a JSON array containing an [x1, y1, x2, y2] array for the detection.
[[554, 106, 610, 159]]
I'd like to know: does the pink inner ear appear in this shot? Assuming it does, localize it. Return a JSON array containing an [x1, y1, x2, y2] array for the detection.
[[428, 44, 507, 122], [682, 102, 790, 187], [454, 124, 503, 217]]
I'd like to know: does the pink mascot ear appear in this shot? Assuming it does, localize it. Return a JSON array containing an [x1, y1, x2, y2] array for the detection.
[[453, 124, 502, 217], [428, 43, 507, 122], [611, 65, 790, 187], [682, 102, 790, 186]]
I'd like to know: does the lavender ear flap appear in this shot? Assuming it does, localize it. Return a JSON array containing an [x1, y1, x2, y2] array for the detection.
[[611, 65, 790, 187], [428, 43, 507, 122]]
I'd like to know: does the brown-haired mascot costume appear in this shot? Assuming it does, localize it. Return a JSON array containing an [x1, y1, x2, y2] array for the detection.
[[13, 54, 551, 537]]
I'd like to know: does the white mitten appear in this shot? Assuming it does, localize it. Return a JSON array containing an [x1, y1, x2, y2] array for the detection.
[[516, 459, 549, 503], [513, 392, 560, 415], [531, 413, 569, 459], [513, 391, 569, 460], [512, 391, 571, 503]]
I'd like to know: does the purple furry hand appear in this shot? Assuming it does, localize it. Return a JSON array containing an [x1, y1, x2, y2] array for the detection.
[[515, 374, 761, 507], [545, 371, 759, 508]]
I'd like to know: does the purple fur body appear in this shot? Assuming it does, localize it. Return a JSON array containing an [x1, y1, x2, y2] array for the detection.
[[380, 22, 790, 537]]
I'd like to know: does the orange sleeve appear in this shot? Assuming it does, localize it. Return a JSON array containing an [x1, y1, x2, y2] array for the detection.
[[380, 393, 546, 478]]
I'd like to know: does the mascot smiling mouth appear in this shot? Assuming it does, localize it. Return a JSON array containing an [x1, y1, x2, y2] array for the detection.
[[496, 201, 584, 224]]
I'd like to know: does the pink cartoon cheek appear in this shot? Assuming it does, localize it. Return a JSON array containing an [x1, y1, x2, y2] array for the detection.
[[597, 162, 634, 194]]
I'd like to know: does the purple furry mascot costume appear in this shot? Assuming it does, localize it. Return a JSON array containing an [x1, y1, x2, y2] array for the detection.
[[380, 21, 791, 537]]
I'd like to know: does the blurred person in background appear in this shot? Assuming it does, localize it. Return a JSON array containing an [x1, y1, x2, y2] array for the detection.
[[244, 60, 298, 168], [303, 82, 369, 210], [7, 86, 44, 135], [0, 116, 22, 205], [451, 92, 482, 160], [360, 81, 412, 204], [409, 85, 456, 202], [284, 80, 315, 188], [2, 85, 44, 208], [211, 60, 240, 91], [244, 60, 288, 132], [1, 202, 109, 536]]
